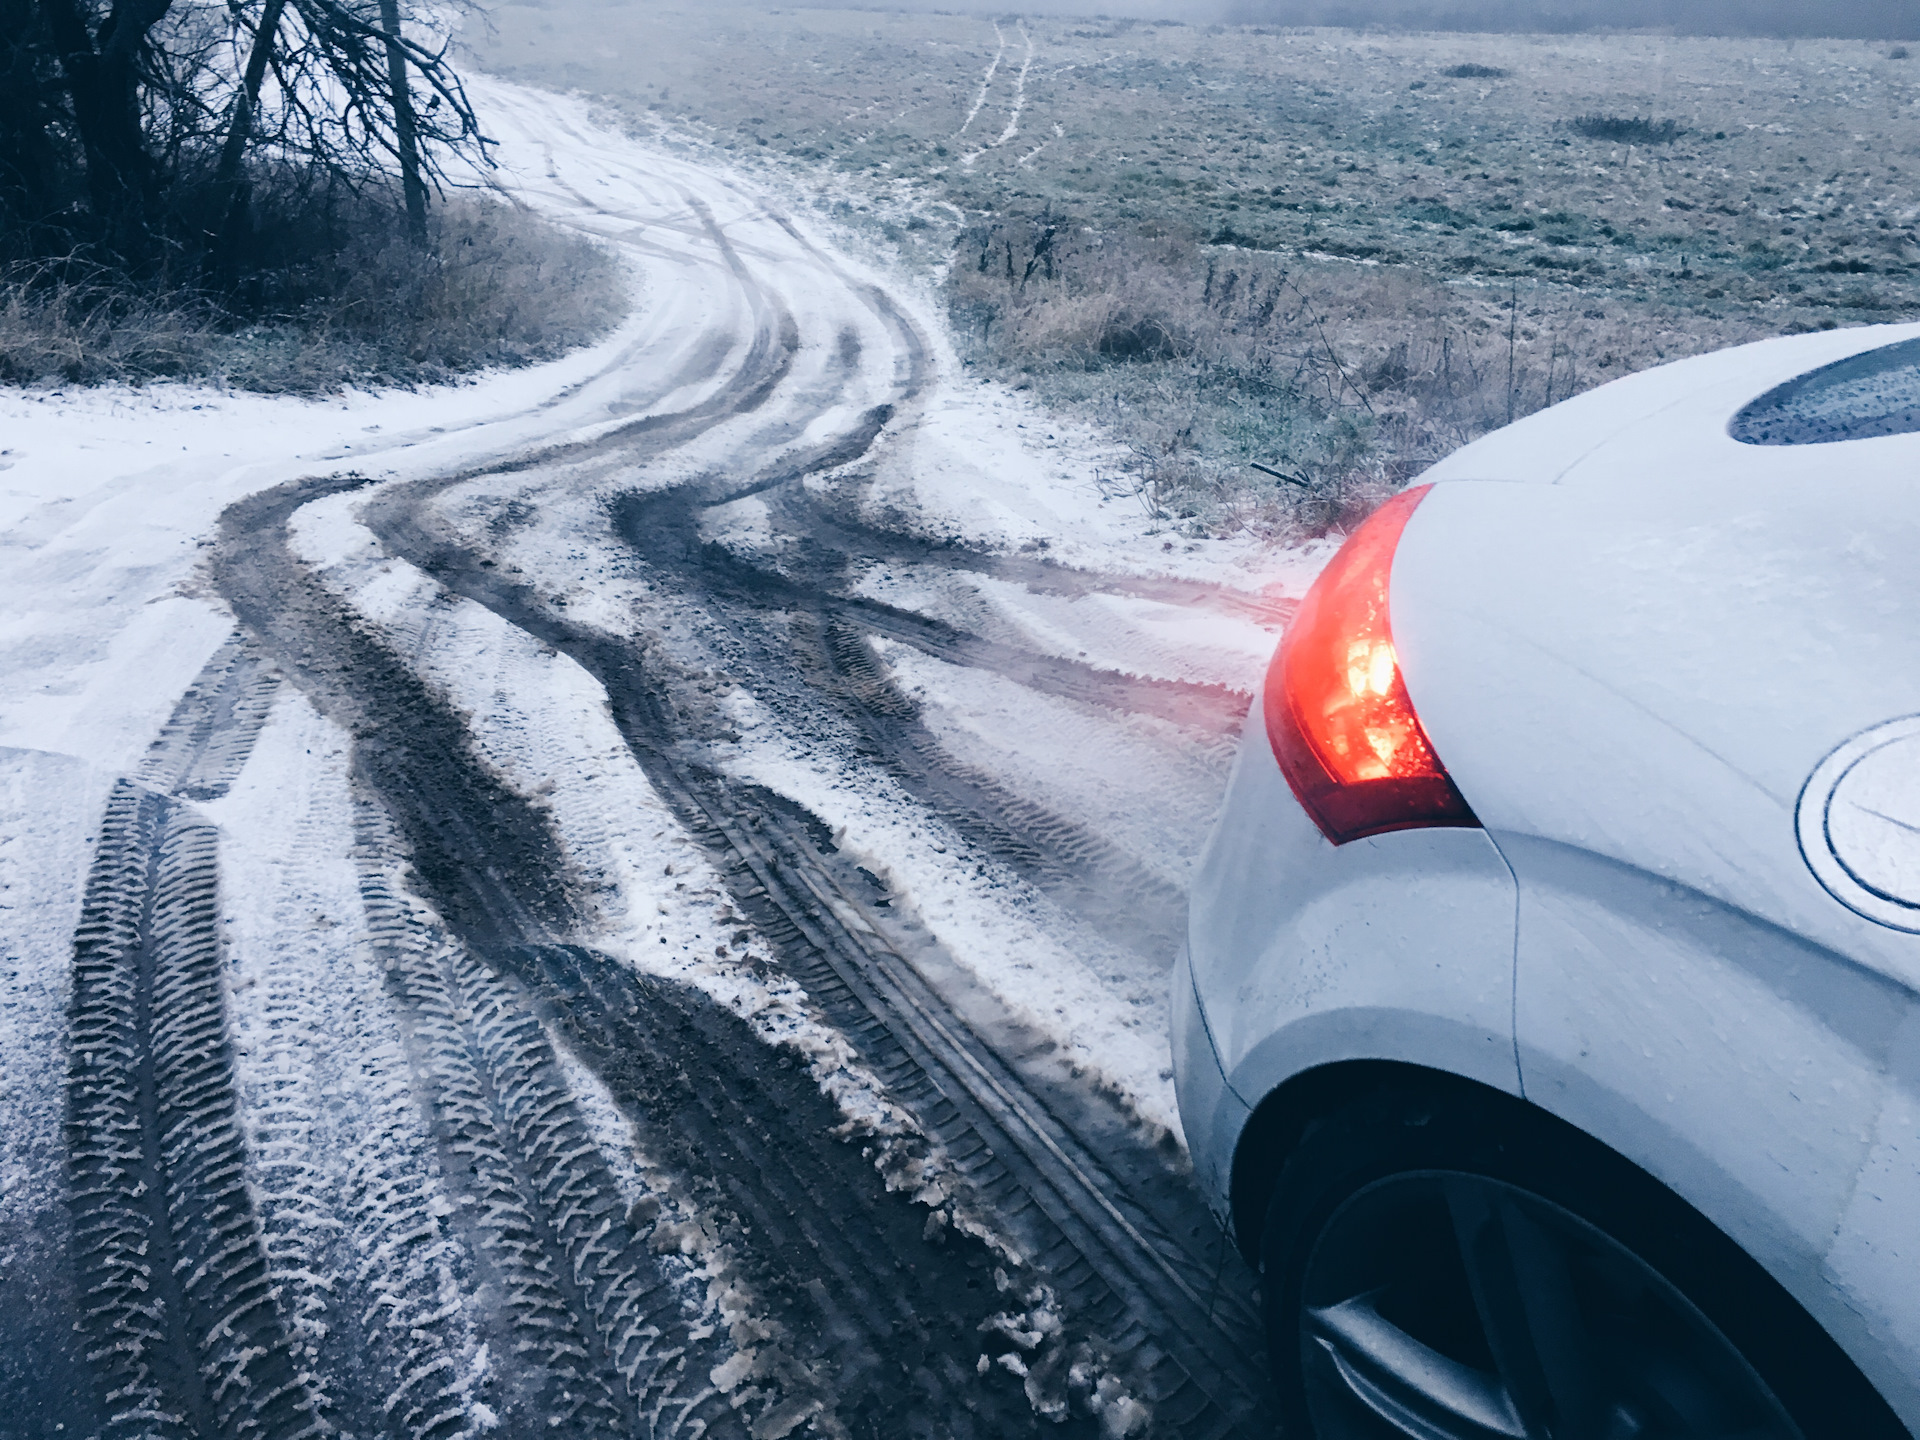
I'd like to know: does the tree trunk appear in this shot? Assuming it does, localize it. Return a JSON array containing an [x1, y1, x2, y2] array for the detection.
[[0, 3, 60, 232], [40, 0, 176, 262], [212, 0, 291, 275], [376, 0, 428, 245]]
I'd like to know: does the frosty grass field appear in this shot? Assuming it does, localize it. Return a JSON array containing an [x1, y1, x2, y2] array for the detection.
[[471, 9, 1920, 531]]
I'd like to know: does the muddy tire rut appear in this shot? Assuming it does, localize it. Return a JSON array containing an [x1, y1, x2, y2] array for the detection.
[[49, 172, 1276, 1437], [354, 459, 1273, 1435], [201, 477, 1077, 1436], [68, 781, 320, 1440]]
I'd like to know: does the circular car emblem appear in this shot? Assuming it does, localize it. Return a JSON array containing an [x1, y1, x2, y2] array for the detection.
[[1797, 716, 1920, 933]]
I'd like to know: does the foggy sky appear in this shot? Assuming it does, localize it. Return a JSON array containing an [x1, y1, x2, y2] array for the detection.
[[766, 0, 1920, 39]]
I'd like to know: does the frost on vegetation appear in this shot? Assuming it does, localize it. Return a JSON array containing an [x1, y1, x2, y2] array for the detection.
[[0, 197, 628, 394]]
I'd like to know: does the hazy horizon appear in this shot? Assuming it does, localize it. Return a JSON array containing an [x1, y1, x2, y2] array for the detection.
[[743, 0, 1920, 39]]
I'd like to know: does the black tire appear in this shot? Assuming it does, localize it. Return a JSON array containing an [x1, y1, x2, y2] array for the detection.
[[1256, 1081, 1909, 1440]]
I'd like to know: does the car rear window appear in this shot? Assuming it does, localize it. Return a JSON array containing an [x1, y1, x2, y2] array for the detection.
[[1731, 336, 1920, 445]]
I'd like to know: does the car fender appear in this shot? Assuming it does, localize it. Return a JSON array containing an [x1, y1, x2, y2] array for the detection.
[[1185, 709, 1521, 1218], [1505, 835, 1920, 1432]]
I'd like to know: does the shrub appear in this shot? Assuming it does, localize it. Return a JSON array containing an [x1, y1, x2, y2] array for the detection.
[[0, 261, 222, 386], [944, 213, 1648, 539], [1442, 63, 1508, 78], [1570, 115, 1681, 144], [0, 186, 626, 391], [1402, 200, 1474, 228], [1210, 223, 1281, 250]]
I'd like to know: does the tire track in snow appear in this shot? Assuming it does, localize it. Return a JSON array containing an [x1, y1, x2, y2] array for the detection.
[[960, 23, 1034, 167], [135, 633, 281, 801], [213, 473, 1072, 1436], [953, 21, 1007, 138], [619, 481, 1228, 962], [643, 482, 1198, 960], [994, 26, 1035, 148], [345, 147, 1274, 1433], [342, 185, 801, 522], [796, 493, 1293, 633], [334, 327, 1216, 1430], [212, 476, 754, 1437], [700, 476, 1256, 742], [813, 616, 1188, 957], [369, 466, 1273, 1436], [64, 640, 331, 1439], [352, 806, 724, 1437], [175, 110, 1275, 1435], [309, 461, 1091, 1433], [212, 691, 492, 1440], [66, 782, 323, 1440]]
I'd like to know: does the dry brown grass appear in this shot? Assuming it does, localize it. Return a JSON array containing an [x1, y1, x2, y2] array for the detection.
[[0, 262, 223, 385], [0, 193, 626, 392], [951, 215, 1769, 538]]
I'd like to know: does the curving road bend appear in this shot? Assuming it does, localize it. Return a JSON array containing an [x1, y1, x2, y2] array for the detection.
[[27, 84, 1300, 1439]]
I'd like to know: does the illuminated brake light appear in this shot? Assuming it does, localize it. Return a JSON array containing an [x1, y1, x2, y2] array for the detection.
[[1263, 483, 1478, 844]]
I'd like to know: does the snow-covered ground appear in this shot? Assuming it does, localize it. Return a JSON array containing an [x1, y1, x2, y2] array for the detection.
[[1, 79, 1307, 1437]]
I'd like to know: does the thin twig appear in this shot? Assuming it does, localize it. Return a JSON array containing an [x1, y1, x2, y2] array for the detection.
[[1284, 273, 1375, 416], [1250, 460, 1310, 487]]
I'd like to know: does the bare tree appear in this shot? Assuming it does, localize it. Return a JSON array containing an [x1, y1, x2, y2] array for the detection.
[[17, 0, 487, 267], [264, 0, 485, 192], [37, 0, 179, 256], [211, 0, 290, 267], [0, 0, 71, 247], [376, 0, 427, 242]]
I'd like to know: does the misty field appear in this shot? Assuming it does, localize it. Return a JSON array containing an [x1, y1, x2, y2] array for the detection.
[[469, 8, 1920, 534]]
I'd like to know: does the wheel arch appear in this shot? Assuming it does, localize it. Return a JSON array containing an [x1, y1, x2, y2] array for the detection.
[[1229, 1059, 1915, 1440], [1228, 1059, 1509, 1267]]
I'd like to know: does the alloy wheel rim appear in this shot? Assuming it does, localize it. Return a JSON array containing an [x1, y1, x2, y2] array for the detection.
[[1297, 1170, 1804, 1440]]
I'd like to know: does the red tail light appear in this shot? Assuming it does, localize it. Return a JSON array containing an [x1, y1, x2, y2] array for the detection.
[[1264, 484, 1478, 844]]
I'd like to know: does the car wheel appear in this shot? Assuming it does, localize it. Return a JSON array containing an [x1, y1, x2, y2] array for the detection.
[[1257, 1083, 1906, 1440]]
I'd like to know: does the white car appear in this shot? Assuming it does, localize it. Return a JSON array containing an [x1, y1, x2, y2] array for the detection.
[[1175, 324, 1920, 1440]]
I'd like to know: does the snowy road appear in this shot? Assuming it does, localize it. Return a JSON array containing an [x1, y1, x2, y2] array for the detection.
[[1, 84, 1317, 1438]]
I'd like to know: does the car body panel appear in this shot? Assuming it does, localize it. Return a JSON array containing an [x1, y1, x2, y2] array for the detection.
[[1420, 321, 1920, 488], [1505, 833, 1920, 1428], [1182, 705, 1522, 1203], [1170, 940, 1247, 1223], [1183, 324, 1920, 1433], [1393, 338, 1920, 1430], [1392, 429, 1920, 994]]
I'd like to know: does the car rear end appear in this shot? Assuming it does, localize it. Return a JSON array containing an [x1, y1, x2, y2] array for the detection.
[[1179, 323, 1920, 1437]]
